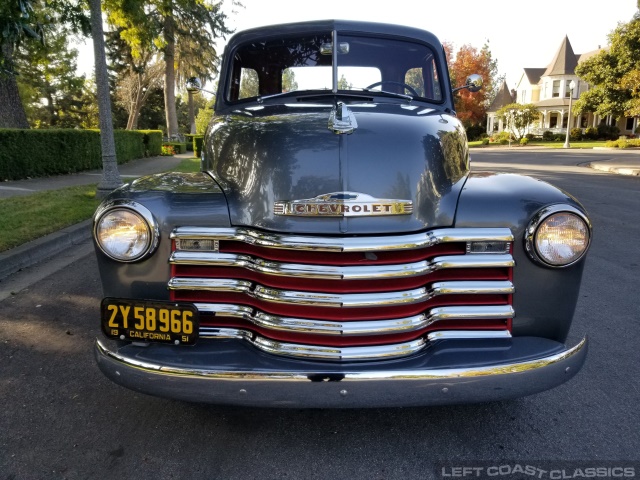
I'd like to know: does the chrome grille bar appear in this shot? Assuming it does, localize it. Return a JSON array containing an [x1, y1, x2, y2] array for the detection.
[[197, 327, 512, 361], [168, 279, 515, 307], [171, 227, 514, 252], [195, 304, 514, 336], [169, 251, 515, 280]]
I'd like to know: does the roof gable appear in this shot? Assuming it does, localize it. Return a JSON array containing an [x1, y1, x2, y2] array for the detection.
[[523, 68, 546, 85], [488, 80, 514, 112], [543, 36, 578, 76]]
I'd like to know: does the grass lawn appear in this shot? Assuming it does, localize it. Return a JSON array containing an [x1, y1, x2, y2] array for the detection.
[[0, 156, 201, 253], [469, 140, 610, 149]]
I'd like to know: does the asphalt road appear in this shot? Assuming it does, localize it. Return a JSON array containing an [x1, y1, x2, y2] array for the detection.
[[1, 149, 639, 480]]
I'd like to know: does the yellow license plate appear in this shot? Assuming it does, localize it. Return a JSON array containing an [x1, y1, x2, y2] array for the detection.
[[101, 298, 199, 345]]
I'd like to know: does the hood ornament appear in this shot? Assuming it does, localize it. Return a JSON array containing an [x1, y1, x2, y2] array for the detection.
[[328, 102, 357, 134], [275, 191, 413, 217]]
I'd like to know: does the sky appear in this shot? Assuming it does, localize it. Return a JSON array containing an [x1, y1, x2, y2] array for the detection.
[[75, 0, 639, 90]]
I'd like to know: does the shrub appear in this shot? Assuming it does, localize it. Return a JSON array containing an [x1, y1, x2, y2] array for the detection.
[[584, 127, 598, 140], [114, 130, 146, 161], [481, 138, 490, 145], [465, 125, 486, 141], [162, 142, 187, 154], [520, 137, 529, 146], [193, 135, 205, 156], [570, 128, 583, 141], [161, 145, 176, 156], [605, 139, 631, 148], [554, 134, 565, 142], [597, 124, 620, 140], [492, 131, 512, 144], [542, 130, 554, 141], [139, 130, 162, 156], [525, 133, 535, 140], [0, 129, 149, 181]]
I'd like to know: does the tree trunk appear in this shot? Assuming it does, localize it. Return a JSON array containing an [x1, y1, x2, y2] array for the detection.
[[89, 0, 123, 197], [163, 12, 179, 139], [0, 45, 29, 129]]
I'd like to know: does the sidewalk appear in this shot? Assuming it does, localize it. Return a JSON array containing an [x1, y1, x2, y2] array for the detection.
[[0, 153, 193, 280], [1, 150, 639, 282], [586, 155, 640, 175]]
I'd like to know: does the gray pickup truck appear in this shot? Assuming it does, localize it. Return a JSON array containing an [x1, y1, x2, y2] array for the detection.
[[93, 20, 591, 407]]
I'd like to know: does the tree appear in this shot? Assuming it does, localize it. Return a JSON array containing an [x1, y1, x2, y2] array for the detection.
[[89, 0, 122, 196], [497, 103, 539, 141], [575, 15, 640, 118], [104, 0, 232, 138], [0, 0, 89, 128], [15, 27, 87, 128], [448, 42, 497, 127], [114, 61, 164, 129], [0, 0, 43, 128], [283, 68, 299, 92], [337, 74, 351, 90]]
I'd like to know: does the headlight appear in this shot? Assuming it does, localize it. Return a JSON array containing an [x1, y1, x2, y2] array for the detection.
[[94, 201, 159, 262], [525, 205, 591, 268]]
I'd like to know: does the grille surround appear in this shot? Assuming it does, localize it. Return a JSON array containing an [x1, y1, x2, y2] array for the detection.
[[169, 226, 515, 361]]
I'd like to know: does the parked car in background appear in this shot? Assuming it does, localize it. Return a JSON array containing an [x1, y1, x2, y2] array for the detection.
[[93, 20, 591, 407]]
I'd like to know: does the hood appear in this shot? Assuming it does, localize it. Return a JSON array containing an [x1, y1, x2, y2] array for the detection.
[[206, 103, 469, 234]]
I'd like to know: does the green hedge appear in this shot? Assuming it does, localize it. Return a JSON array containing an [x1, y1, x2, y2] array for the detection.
[[193, 136, 204, 157], [139, 130, 162, 156], [0, 129, 158, 181]]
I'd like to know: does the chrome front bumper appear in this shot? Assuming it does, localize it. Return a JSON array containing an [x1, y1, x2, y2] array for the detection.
[[95, 336, 587, 408]]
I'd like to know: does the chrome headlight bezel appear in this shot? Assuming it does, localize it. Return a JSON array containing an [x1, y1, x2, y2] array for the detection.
[[525, 204, 592, 268], [93, 200, 160, 263]]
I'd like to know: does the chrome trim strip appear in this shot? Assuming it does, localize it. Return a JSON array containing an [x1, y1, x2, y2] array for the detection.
[[427, 330, 512, 341], [95, 337, 588, 406], [195, 304, 515, 336], [168, 279, 515, 307], [197, 327, 426, 360], [524, 204, 592, 268], [170, 227, 514, 252], [170, 251, 515, 280]]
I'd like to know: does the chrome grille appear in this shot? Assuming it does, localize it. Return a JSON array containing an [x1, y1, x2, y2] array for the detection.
[[169, 227, 515, 361]]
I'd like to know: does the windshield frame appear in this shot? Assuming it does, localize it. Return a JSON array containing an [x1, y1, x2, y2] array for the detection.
[[219, 26, 448, 109]]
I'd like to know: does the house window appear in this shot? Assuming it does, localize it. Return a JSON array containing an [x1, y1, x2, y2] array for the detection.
[[581, 116, 588, 128], [520, 90, 526, 102], [552, 80, 560, 98], [565, 80, 574, 98], [562, 115, 568, 128], [626, 117, 634, 131], [549, 113, 558, 128]]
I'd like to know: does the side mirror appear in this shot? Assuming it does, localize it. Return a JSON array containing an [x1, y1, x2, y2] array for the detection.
[[452, 74, 483, 93], [186, 77, 202, 93]]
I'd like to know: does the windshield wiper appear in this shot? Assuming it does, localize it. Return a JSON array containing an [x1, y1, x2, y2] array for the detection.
[[257, 89, 331, 104], [361, 89, 413, 101]]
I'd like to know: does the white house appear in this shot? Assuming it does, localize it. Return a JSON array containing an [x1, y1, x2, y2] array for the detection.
[[488, 36, 639, 136], [486, 80, 515, 133]]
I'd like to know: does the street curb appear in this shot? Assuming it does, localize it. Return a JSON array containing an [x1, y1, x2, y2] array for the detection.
[[0, 219, 92, 281], [587, 163, 640, 176]]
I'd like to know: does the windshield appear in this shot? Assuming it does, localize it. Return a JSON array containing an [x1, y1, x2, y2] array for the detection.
[[226, 32, 443, 103]]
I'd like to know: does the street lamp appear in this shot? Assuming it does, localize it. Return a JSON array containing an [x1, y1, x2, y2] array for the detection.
[[563, 80, 577, 149]]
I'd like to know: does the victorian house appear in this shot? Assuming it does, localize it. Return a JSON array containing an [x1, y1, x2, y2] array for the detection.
[[487, 36, 639, 136]]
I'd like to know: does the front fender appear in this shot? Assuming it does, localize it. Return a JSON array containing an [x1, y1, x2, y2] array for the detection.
[[454, 173, 589, 342], [93, 172, 231, 300]]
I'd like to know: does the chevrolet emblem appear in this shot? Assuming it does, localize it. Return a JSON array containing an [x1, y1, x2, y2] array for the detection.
[[274, 192, 413, 217]]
